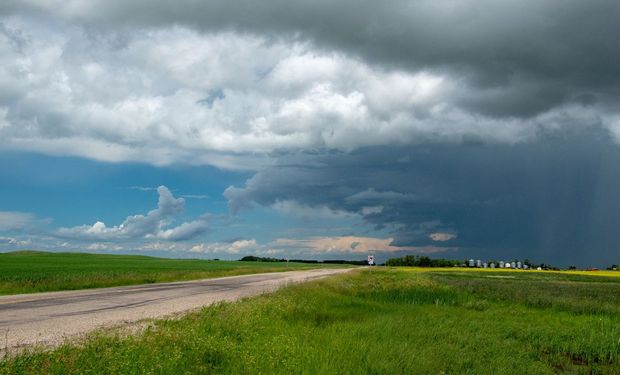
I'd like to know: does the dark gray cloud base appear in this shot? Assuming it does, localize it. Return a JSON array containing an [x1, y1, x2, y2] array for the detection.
[[226, 127, 620, 267]]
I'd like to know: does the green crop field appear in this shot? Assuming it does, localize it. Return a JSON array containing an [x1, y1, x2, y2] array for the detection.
[[0, 251, 344, 295], [3, 267, 620, 374]]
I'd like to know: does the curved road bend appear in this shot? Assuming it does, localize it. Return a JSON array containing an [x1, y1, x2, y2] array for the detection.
[[0, 268, 352, 353]]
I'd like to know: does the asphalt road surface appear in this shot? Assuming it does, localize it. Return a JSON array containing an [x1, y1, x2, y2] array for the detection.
[[0, 268, 352, 353]]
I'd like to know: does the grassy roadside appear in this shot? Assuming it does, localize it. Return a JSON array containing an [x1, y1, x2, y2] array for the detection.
[[0, 251, 348, 295], [3, 268, 620, 374]]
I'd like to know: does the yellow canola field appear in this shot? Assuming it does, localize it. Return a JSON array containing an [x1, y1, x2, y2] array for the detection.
[[393, 266, 620, 278]]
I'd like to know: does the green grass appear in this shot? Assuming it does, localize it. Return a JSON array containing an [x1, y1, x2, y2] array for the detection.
[[3, 268, 620, 374], [0, 251, 345, 295]]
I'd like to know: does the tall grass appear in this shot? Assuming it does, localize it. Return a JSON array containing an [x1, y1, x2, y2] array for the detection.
[[3, 268, 620, 374]]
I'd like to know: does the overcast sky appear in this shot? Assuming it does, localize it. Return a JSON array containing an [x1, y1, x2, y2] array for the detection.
[[1, 1, 619, 266]]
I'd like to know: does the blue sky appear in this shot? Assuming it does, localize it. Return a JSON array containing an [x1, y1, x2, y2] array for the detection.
[[1, 1, 620, 266], [0, 150, 376, 261], [0, 151, 242, 226]]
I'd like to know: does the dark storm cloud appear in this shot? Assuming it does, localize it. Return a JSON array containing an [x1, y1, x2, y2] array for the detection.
[[226, 126, 620, 267], [3, 0, 619, 118], [2, 1, 619, 264]]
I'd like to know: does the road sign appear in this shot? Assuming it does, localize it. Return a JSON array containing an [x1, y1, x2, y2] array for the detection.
[[367, 255, 375, 265]]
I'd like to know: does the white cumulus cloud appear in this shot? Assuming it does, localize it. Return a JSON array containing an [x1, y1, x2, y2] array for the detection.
[[274, 236, 452, 254], [0, 15, 613, 170], [429, 232, 457, 242], [0, 211, 35, 230], [56, 186, 209, 241], [189, 239, 258, 254]]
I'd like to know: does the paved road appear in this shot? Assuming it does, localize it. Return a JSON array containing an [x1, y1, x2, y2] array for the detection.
[[0, 268, 351, 353]]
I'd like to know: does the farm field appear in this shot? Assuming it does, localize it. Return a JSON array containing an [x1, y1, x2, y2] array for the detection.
[[3, 267, 620, 374], [0, 251, 346, 295]]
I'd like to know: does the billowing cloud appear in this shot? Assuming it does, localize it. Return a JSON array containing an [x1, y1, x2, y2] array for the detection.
[[156, 216, 210, 241], [346, 189, 418, 203], [0, 2, 619, 169], [224, 129, 620, 266], [0, 211, 35, 230], [274, 236, 450, 254], [270, 200, 356, 221], [1, 1, 619, 266], [429, 233, 457, 242], [189, 239, 258, 254], [0, 236, 31, 246], [56, 186, 209, 241], [87, 242, 124, 251]]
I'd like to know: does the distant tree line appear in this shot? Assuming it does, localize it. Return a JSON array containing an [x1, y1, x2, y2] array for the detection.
[[384, 255, 460, 267], [322, 259, 368, 265], [384, 254, 580, 270], [239, 256, 281, 262], [239, 256, 366, 265]]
